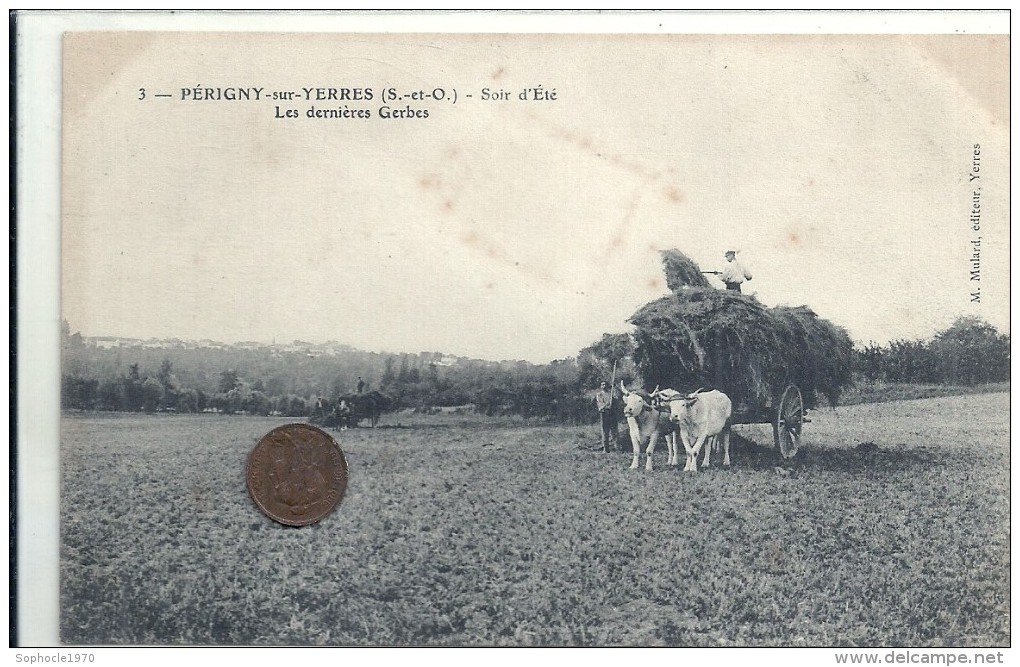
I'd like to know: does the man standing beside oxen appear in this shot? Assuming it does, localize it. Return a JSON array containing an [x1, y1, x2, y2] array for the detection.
[[595, 381, 619, 452]]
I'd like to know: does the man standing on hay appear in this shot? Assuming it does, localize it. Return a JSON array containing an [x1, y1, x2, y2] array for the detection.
[[718, 250, 753, 292], [594, 381, 619, 452]]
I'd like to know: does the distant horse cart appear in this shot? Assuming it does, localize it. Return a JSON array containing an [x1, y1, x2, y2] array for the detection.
[[314, 392, 392, 429]]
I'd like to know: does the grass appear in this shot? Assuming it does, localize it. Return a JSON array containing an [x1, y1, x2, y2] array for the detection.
[[60, 392, 1009, 646]]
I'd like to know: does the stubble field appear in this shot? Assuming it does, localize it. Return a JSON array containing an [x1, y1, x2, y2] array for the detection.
[[60, 392, 1009, 646]]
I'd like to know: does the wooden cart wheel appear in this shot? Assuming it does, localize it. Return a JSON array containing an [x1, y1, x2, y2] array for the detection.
[[773, 385, 804, 459]]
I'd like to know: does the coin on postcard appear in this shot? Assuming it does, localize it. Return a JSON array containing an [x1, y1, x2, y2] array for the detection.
[[246, 424, 349, 526]]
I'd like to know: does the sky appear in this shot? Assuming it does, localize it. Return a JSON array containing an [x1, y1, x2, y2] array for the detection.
[[61, 32, 1009, 363]]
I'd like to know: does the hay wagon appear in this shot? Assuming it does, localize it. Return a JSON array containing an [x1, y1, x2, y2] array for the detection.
[[728, 383, 806, 459], [630, 250, 853, 461]]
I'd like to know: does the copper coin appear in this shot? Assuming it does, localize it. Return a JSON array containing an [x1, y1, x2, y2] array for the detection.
[[246, 423, 349, 526]]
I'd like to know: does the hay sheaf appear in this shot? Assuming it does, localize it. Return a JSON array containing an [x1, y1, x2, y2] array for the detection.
[[629, 290, 852, 410], [660, 249, 712, 290]]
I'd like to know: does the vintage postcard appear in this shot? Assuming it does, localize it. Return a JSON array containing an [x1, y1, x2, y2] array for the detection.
[[18, 11, 1012, 655]]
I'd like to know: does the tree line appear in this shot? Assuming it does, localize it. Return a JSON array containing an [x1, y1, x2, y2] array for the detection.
[[852, 317, 1009, 385], [60, 316, 1007, 421]]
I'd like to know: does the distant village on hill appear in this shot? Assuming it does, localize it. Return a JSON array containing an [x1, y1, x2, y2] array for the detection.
[[61, 323, 588, 420], [82, 334, 464, 366]]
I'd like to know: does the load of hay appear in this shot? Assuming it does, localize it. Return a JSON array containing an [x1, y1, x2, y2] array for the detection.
[[628, 250, 852, 410]]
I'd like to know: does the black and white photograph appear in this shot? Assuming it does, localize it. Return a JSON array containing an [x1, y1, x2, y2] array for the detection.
[[14, 10, 1010, 656]]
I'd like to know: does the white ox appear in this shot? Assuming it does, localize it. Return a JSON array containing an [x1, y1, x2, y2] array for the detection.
[[665, 389, 733, 472], [620, 382, 680, 471]]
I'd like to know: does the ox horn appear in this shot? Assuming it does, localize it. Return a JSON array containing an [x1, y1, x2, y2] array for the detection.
[[619, 380, 629, 395]]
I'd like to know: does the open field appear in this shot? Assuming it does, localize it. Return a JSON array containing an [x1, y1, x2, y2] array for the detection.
[[60, 393, 1009, 646], [834, 381, 1010, 407]]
